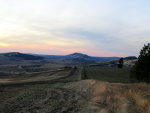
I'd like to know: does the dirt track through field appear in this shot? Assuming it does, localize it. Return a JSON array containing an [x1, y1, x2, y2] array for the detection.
[[0, 68, 80, 87]]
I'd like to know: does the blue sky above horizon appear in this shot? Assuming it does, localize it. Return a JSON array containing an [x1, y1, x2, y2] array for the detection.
[[0, 0, 150, 57]]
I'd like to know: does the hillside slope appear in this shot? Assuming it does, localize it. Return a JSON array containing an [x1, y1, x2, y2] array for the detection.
[[0, 52, 45, 65]]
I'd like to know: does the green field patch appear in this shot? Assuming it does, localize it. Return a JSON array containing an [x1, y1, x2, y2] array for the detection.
[[82, 67, 130, 83]]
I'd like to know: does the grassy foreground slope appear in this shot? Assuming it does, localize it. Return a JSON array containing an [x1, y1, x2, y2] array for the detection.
[[82, 67, 150, 113], [0, 66, 150, 113], [90, 80, 150, 113], [83, 67, 130, 83]]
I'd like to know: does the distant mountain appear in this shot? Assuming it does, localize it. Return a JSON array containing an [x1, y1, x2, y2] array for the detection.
[[0, 52, 45, 65], [2, 52, 44, 60], [31, 52, 120, 63], [66, 52, 90, 58], [0, 52, 136, 65], [124, 56, 137, 60], [65, 53, 95, 63]]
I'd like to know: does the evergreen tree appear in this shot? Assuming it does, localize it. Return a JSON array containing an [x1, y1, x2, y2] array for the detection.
[[130, 43, 150, 82], [118, 58, 124, 68]]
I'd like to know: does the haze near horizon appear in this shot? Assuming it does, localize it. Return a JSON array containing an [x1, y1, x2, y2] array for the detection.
[[0, 0, 150, 57]]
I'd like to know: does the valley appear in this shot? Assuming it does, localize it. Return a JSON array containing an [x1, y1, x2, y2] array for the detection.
[[1, 1, 149, 112], [0, 52, 149, 113]]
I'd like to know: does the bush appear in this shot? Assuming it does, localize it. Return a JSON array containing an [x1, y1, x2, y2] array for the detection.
[[118, 58, 124, 68], [81, 68, 88, 79]]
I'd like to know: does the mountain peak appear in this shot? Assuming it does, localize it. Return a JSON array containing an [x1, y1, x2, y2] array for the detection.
[[67, 52, 89, 58]]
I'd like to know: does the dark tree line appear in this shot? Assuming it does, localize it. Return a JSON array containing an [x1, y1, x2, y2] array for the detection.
[[130, 43, 150, 83]]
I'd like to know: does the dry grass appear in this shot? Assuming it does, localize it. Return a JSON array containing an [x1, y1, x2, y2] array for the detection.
[[0, 69, 71, 85], [121, 84, 150, 113], [90, 81, 150, 113]]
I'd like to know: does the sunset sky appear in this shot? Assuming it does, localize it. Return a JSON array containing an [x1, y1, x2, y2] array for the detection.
[[0, 0, 150, 57]]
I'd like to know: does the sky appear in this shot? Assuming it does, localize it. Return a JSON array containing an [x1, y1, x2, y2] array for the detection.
[[0, 0, 150, 57]]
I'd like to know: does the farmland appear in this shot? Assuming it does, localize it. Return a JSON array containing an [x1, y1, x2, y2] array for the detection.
[[0, 66, 92, 113], [0, 63, 150, 113]]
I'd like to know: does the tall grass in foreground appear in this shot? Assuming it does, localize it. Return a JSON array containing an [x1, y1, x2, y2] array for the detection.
[[90, 81, 150, 113]]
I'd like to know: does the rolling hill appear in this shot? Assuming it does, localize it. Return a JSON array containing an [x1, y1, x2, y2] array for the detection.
[[0, 52, 45, 65], [31, 52, 121, 63], [0, 52, 137, 66]]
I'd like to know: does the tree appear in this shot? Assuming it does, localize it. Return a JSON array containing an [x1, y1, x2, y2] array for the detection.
[[118, 58, 124, 68], [130, 43, 150, 82]]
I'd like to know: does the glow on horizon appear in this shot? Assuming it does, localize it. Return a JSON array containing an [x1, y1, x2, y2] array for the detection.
[[0, 42, 131, 57], [0, 42, 11, 47], [0, 0, 150, 57]]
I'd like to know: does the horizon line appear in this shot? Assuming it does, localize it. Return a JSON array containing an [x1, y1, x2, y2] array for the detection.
[[0, 51, 137, 58]]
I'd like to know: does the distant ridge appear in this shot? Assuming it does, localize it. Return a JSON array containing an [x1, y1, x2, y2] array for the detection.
[[0, 52, 46, 65], [30, 52, 121, 62], [2, 52, 44, 60], [0, 52, 137, 65]]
